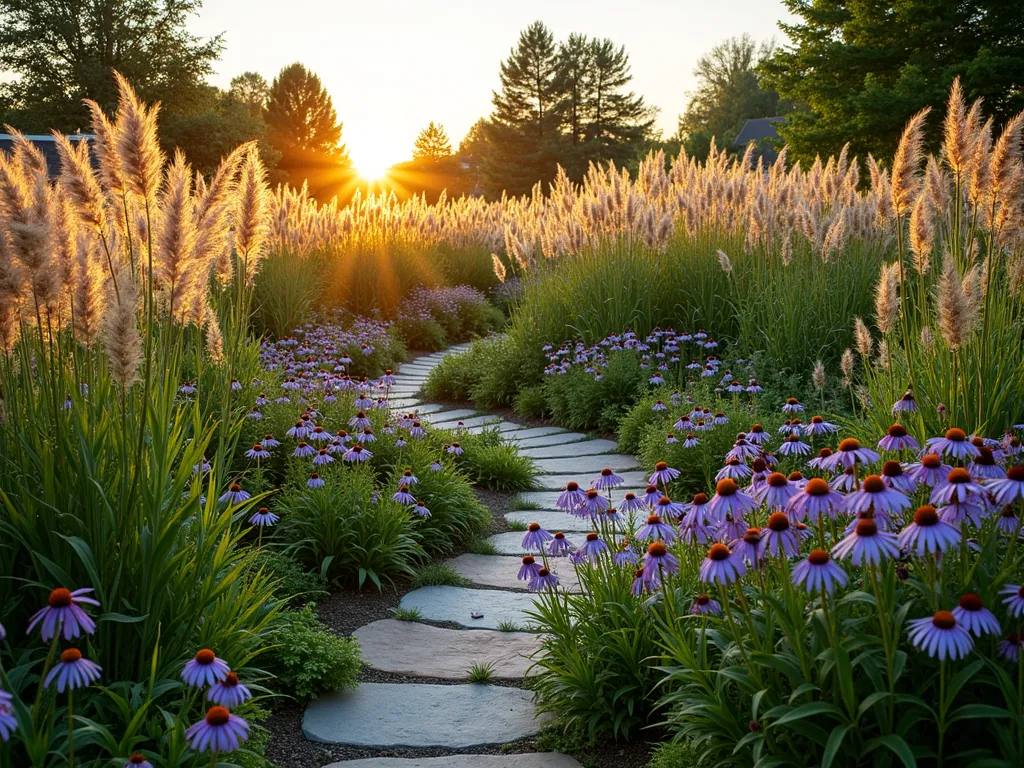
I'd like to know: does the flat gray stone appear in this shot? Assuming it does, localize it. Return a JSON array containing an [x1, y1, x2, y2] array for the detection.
[[423, 408, 478, 424], [397, 363, 436, 374], [534, 455, 640, 475], [435, 414, 502, 430], [465, 423, 510, 435], [513, 432, 590, 449], [534, 471, 648, 491], [506, 427, 567, 440], [399, 586, 539, 630], [303, 683, 550, 748], [353, 620, 540, 679], [495, 421, 526, 433], [505, 510, 593, 532], [386, 398, 422, 409], [326, 754, 584, 768], [519, 439, 619, 459], [488, 531, 584, 555], [514, 489, 646, 510], [448, 554, 582, 593]]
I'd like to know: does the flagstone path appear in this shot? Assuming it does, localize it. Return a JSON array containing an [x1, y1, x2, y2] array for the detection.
[[302, 343, 643, 766]]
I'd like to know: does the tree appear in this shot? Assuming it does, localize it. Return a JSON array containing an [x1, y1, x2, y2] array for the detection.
[[760, 0, 1024, 163], [677, 35, 785, 160], [585, 38, 656, 165], [0, 0, 222, 132], [413, 122, 452, 161], [230, 72, 270, 119], [485, 21, 564, 197], [264, 63, 351, 197]]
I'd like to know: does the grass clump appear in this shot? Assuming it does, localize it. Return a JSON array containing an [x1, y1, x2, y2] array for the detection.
[[462, 443, 536, 492], [411, 564, 471, 589], [467, 536, 498, 555], [497, 620, 524, 632], [467, 662, 496, 683], [391, 607, 423, 622]]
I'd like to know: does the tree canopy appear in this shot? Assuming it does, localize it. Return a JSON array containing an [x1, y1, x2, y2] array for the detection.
[[413, 122, 452, 161], [760, 0, 1024, 163], [0, 0, 222, 132]]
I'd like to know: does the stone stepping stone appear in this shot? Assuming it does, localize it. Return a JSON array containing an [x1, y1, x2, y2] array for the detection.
[[534, 454, 640, 475], [326, 753, 584, 768], [495, 421, 526, 433], [519, 439, 619, 459], [448, 554, 582, 593], [514, 488, 646, 510], [353, 619, 540, 679], [505, 426, 568, 440], [399, 586, 538, 630], [397, 363, 435, 374], [437, 414, 502, 430], [423, 408, 478, 424], [465, 423, 511, 436], [392, 374, 429, 383], [505, 510, 593, 533], [488, 531, 585, 556], [513, 432, 590, 449], [534, 471, 648, 491], [303, 683, 551, 748]]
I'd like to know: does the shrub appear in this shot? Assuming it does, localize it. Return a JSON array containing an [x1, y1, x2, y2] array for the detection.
[[461, 443, 536, 492], [647, 741, 702, 767], [411, 564, 471, 589], [253, 248, 329, 335], [423, 345, 485, 401], [543, 351, 648, 432], [264, 604, 361, 700], [513, 384, 549, 419], [396, 312, 448, 351], [399, 460, 490, 556], [249, 549, 328, 604]]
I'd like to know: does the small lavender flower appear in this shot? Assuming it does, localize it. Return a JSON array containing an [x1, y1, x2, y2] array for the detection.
[[699, 542, 746, 584], [781, 397, 805, 413], [529, 568, 560, 591], [447, 442, 464, 456], [649, 461, 680, 486], [245, 444, 270, 460], [0, 689, 14, 742], [642, 541, 680, 581], [791, 549, 848, 594], [547, 532, 573, 557], [249, 507, 278, 527], [182, 649, 230, 688], [27, 587, 100, 642], [307, 473, 325, 488], [690, 594, 721, 615], [898, 505, 961, 555], [906, 610, 974, 661], [952, 594, 1000, 637], [831, 519, 900, 566], [988, 465, 1024, 505], [635, 514, 677, 542], [892, 390, 918, 414], [651, 399, 667, 412], [517, 555, 541, 583], [592, 467, 624, 490], [578, 532, 610, 562], [399, 469, 420, 486], [521, 523, 554, 552], [219, 484, 250, 505], [207, 672, 253, 709], [44, 648, 101, 692], [925, 428, 980, 460], [1000, 584, 1024, 617], [412, 500, 431, 517], [878, 424, 920, 452], [185, 707, 249, 754], [343, 445, 372, 462]]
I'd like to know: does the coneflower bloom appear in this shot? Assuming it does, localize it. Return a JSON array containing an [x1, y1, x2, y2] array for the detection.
[[1001, 585, 1024, 617], [557, 481, 586, 511], [245, 444, 270, 460], [393, 485, 416, 505], [577, 489, 610, 517], [762, 513, 800, 558], [618, 492, 645, 514], [747, 424, 769, 445], [832, 519, 900, 565], [906, 453, 953, 488], [447, 442, 464, 456], [412, 500, 431, 517], [248, 508, 278, 527], [833, 471, 861, 493], [791, 549, 848, 594], [651, 399, 667, 412], [635, 514, 677, 542], [182, 649, 230, 688], [726, 437, 759, 461], [716, 458, 753, 482], [349, 411, 371, 430], [313, 449, 334, 466], [878, 424, 920, 452], [782, 397, 805, 413], [648, 461, 680, 486], [777, 434, 812, 457], [881, 460, 916, 493], [952, 594, 1000, 637], [578, 532, 610, 562], [262, 434, 280, 449], [987, 465, 1024, 504], [708, 479, 757, 523], [193, 457, 212, 475], [732, 527, 765, 565], [652, 496, 686, 519], [293, 441, 315, 458], [208, 672, 253, 709], [808, 447, 834, 471], [925, 428, 980, 460], [286, 421, 309, 439], [641, 484, 662, 507], [681, 493, 712, 526], [307, 473, 324, 488], [27, 587, 99, 642], [219, 484, 250, 505], [521, 523, 553, 552], [690, 594, 721, 615], [528, 568, 560, 592], [592, 468, 624, 490], [931, 467, 986, 506], [0, 689, 14, 742], [699, 542, 746, 585], [309, 425, 330, 443], [613, 548, 638, 566], [892, 391, 918, 414], [906, 610, 974, 661], [822, 438, 880, 471], [44, 648, 101, 692], [343, 445, 371, 462], [804, 415, 839, 436], [899, 505, 960, 555], [185, 706, 249, 754], [517, 555, 541, 582], [845, 475, 911, 515], [665, 433, 679, 444], [642, 541, 680, 582], [683, 434, 699, 448], [999, 634, 1023, 662], [756, 472, 799, 510], [548, 532, 573, 557], [400, 469, 419, 486]]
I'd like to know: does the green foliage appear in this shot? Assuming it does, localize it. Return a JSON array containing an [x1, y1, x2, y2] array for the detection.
[[498, 620, 524, 632], [760, 0, 1024, 163], [264, 604, 361, 700], [467, 662, 495, 683], [467, 536, 498, 555], [461, 443, 537, 492], [544, 352, 647, 432], [413, 121, 452, 161], [647, 741, 702, 768], [506, 518, 529, 532], [249, 548, 328, 605], [396, 314, 448, 352], [396, 456, 490, 556], [253, 249, 330, 336], [513, 384, 549, 419], [411, 564, 471, 589], [391, 607, 423, 622]]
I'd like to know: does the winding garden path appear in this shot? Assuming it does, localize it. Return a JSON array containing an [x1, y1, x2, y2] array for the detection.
[[303, 345, 640, 767]]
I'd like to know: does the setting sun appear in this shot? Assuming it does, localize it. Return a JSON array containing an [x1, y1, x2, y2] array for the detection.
[[350, 143, 395, 182]]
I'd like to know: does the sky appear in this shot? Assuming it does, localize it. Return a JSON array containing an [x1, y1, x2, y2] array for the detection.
[[190, 0, 796, 179]]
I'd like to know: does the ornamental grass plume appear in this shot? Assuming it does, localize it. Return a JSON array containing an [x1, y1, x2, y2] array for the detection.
[[113, 71, 163, 202], [936, 255, 975, 349], [890, 107, 931, 216], [873, 262, 900, 334], [235, 146, 271, 282], [942, 77, 974, 176], [103, 272, 142, 388], [53, 133, 108, 235], [909, 195, 933, 275], [853, 316, 873, 358], [84, 98, 125, 196]]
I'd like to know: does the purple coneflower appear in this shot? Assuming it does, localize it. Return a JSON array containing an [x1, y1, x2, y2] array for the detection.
[[791, 549, 848, 594], [690, 594, 721, 615], [952, 593, 1000, 637], [681, 493, 712, 526], [649, 461, 680, 487], [881, 460, 916, 494], [309, 425, 330, 443], [447, 442, 464, 456], [400, 469, 420, 486], [0, 689, 14, 742], [27, 587, 99, 642], [805, 415, 838, 436], [732, 527, 765, 565], [412, 500, 431, 517], [683, 434, 699, 448], [557, 481, 586, 511], [747, 424, 769, 445], [907, 610, 974, 661], [807, 447, 833, 471], [641, 484, 662, 507], [898, 505, 960, 555], [997, 506, 1022, 536], [185, 706, 249, 754], [845, 475, 911, 516], [756, 472, 799, 511], [578, 532, 609, 561], [988, 465, 1024, 505], [208, 672, 253, 709], [635, 514, 677, 542], [245, 444, 270, 460], [631, 569, 650, 596], [968, 448, 1005, 480], [262, 434, 280, 449], [182, 649, 229, 688], [1001, 584, 1024, 617], [707, 479, 757, 523], [44, 647, 101, 692], [249, 507, 278, 527], [619, 492, 645, 514], [313, 449, 334, 466], [665, 433, 678, 444], [521, 522, 553, 552], [219, 483, 250, 505], [832, 519, 899, 566], [293, 441, 315, 458], [642, 541, 680, 581], [878, 424, 920, 452], [777, 434, 812, 457], [651, 399, 667, 412], [762, 512, 800, 558], [349, 411, 372, 430], [892, 390, 918, 415], [285, 421, 309, 439], [999, 634, 1023, 662], [716, 458, 752, 482], [343, 445, 372, 462], [726, 437, 759, 462], [931, 467, 986, 506], [925, 428, 980, 460], [577, 490, 610, 517], [307, 473, 325, 488], [529, 567, 560, 592], [592, 467, 624, 490], [782, 397, 805, 414], [821, 438, 880, 472], [393, 485, 416, 505], [699, 542, 746, 584], [517, 555, 540, 582], [652, 496, 686, 519], [906, 453, 953, 488]]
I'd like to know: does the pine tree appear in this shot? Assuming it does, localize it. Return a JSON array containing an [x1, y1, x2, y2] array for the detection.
[[485, 21, 564, 197], [585, 38, 656, 165], [413, 122, 452, 161]]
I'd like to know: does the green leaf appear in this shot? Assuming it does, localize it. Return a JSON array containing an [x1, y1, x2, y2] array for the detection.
[[822, 724, 852, 768], [866, 734, 917, 768], [771, 701, 843, 727], [948, 704, 1014, 724]]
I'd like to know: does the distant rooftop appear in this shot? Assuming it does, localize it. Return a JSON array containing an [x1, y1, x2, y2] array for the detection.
[[733, 118, 784, 163], [0, 133, 95, 178]]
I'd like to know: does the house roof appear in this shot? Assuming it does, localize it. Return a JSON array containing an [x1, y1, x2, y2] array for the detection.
[[0, 133, 95, 178]]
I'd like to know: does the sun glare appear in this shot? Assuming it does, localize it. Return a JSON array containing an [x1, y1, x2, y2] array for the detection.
[[350, 143, 395, 182]]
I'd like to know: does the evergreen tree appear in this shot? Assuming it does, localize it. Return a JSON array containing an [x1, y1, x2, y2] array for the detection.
[[0, 0, 222, 132], [584, 38, 656, 165], [677, 35, 785, 160], [413, 121, 452, 161], [485, 21, 564, 197], [230, 72, 270, 119], [760, 0, 1024, 162]]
